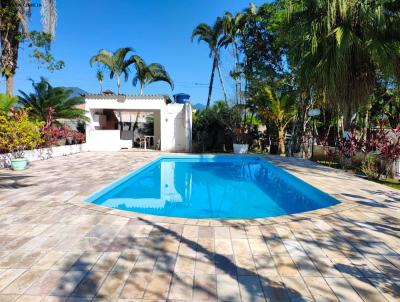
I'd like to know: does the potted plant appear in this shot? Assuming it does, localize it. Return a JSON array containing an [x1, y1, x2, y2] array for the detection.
[[0, 110, 43, 171], [233, 125, 249, 154]]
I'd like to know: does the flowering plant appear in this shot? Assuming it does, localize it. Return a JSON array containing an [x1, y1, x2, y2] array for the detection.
[[0, 110, 44, 158]]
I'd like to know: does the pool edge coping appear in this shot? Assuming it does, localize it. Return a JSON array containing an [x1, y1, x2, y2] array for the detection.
[[66, 153, 362, 226]]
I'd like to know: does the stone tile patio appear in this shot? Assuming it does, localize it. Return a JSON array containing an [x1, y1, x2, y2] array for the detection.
[[0, 151, 399, 302]]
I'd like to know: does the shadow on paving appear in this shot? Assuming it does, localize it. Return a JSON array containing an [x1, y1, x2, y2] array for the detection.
[[52, 220, 304, 302], [50, 197, 400, 301], [289, 213, 400, 299], [0, 173, 35, 189]]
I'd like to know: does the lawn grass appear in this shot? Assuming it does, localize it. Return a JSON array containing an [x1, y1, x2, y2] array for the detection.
[[316, 160, 400, 190], [372, 178, 400, 190]]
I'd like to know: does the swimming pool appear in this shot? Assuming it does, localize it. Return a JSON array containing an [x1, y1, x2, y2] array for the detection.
[[85, 155, 340, 219]]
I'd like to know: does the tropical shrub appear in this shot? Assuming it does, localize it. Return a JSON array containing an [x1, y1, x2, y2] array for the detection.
[[368, 124, 400, 178], [336, 126, 366, 168], [18, 78, 87, 123], [0, 93, 18, 113], [253, 83, 297, 154], [193, 102, 241, 152], [0, 110, 43, 158], [362, 152, 380, 180]]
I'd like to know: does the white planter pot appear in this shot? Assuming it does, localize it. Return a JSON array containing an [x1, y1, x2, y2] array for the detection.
[[233, 143, 249, 154], [293, 152, 303, 158]]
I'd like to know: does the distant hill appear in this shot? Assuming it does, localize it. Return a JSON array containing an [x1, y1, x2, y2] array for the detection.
[[192, 103, 206, 111], [62, 87, 87, 98]]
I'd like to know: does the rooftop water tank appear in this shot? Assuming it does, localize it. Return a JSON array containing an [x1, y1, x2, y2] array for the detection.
[[173, 93, 190, 104]]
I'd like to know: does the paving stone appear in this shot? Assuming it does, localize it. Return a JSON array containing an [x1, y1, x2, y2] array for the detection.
[[95, 271, 128, 300], [193, 274, 217, 301], [0, 152, 399, 301], [238, 275, 265, 302], [25, 270, 65, 295], [168, 273, 194, 300], [281, 276, 314, 302], [142, 272, 172, 300], [303, 276, 339, 301], [0, 269, 26, 292], [70, 270, 108, 298], [119, 272, 151, 299], [324, 277, 363, 302], [216, 274, 240, 301], [2, 269, 48, 294]]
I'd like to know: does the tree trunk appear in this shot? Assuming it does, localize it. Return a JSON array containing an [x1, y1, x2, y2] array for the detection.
[[117, 76, 121, 94], [232, 41, 241, 105], [140, 83, 144, 95], [362, 110, 369, 141], [99, 81, 103, 94], [216, 61, 228, 104], [5, 75, 14, 96], [1, 16, 20, 96], [206, 57, 217, 108], [342, 110, 354, 133], [278, 127, 285, 155], [338, 114, 344, 138]]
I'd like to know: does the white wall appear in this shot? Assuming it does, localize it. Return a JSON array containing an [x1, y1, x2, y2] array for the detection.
[[86, 130, 121, 151], [160, 103, 190, 152], [0, 144, 86, 168]]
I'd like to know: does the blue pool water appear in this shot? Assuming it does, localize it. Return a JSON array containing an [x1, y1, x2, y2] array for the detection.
[[85, 155, 339, 219]]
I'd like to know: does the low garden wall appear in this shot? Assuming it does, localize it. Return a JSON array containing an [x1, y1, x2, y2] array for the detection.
[[0, 144, 86, 169]]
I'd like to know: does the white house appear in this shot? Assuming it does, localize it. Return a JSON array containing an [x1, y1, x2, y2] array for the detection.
[[84, 93, 192, 152]]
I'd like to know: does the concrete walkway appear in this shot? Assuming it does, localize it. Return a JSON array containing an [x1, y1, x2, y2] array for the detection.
[[0, 151, 399, 302]]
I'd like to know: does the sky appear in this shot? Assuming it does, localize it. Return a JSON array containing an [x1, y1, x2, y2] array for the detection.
[[3, 0, 266, 105]]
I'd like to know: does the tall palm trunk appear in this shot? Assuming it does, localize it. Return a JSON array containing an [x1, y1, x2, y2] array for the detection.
[[338, 114, 344, 138], [99, 81, 103, 93], [278, 127, 286, 155], [6, 75, 14, 96], [362, 110, 369, 141], [206, 56, 217, 108], [117, 75, 121, 95], [232, 40, 241, 105], [140, 82, 144, 95], [216, 61, 228, 104]]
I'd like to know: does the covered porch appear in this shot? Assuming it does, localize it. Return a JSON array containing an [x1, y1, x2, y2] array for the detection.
[[84, 94, 192, 152], [88, 109, 161, 150]]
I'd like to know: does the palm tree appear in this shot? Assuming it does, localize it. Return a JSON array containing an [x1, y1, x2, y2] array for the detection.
[[192, 19, 231, 107], [222, 12, 244, 105], [0, 0, 57, 96], [286, 0, 400, 121], [89, 47, 134, 95], [130, 55, 174, 94], [254, 84, 297, 154], [18, 78, 87, 122], [96, 67, 104, 93]]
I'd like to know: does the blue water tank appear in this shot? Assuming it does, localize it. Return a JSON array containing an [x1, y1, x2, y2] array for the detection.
[[173, 93, 190, 104]]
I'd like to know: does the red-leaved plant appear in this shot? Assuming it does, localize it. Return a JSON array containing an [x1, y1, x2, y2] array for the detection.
[[367, 120, 400, 177], [40, 108, 85, 146]]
